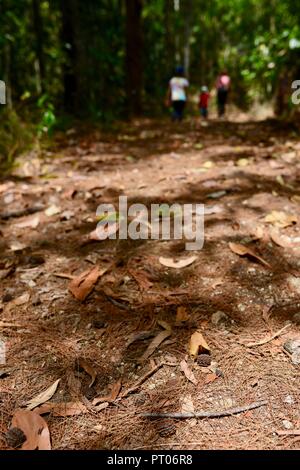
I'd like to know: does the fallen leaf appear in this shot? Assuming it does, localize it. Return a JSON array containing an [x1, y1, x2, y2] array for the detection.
[[159, 256, 197, 269], [66, 370, 82, 398], [9, 241, 28, 251], [189, 331, 210, 357], [291, 195, 300, 204], [26, 379, 60, 410], [207, 190, 227, 199], [139, 327, 172, 363], [176, 306, 190, 324], [204, 205, 223, 215], [45, 205, 61, 217], [236, 158, 249, 167], [181, 394, 195, 413], [10, 409, 51, 450], [204, 373, 218, 384], [202, 160, 214, 169], [180, 360, 197, 385], [14, 214, 40, 229], [78, 358, 97, 388], [270, 228, 300, 248], [265, 211, 297, 228], [35, 401, 88, 417], [92, 379, 122, 405], [12, 292, 30, 306], [229, 242, 271, 268], [69, 266, 106, 301], [94, 402, 109, 411]]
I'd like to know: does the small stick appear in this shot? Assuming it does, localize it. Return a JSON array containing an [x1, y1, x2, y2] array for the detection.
[[119, 362, 177, 400], [276, 430, 300, 437], [141, 400, 267, 419], [0, 321, 23, 328], [245, 324, 291, 348]]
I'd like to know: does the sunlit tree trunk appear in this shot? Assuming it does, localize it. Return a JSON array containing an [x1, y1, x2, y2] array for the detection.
[[32, 0, 45, 94]]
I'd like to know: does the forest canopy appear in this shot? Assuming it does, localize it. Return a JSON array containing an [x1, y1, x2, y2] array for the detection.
[[0, 0, 300, 121]]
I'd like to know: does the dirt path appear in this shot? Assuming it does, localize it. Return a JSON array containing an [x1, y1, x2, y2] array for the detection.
[[1, 117, 300, 450]]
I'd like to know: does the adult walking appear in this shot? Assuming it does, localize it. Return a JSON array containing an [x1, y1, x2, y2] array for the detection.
[[167, 66, 189, 122], [216, 70, 231, 118]]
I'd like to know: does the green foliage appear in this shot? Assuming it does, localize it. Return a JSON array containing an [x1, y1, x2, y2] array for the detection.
[[0, 0, 300, 125], [0, 109, 34, 169]]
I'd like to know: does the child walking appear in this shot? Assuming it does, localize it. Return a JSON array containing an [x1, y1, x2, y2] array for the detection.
[[199, 86, 210, 119]]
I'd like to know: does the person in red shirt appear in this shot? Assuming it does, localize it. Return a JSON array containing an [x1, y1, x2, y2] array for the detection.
[[199, 86, 210, 119]]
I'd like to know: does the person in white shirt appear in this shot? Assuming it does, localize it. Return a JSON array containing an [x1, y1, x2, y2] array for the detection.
[[167, 66, 189, 121]]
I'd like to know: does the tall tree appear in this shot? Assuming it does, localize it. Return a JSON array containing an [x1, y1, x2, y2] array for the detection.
[[125, 0, 143, 115], [32, 0, 45, 94]]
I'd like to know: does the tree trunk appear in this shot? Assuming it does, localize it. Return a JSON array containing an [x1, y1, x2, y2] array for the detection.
[[183, 0, 193, 79], [60, 0, 85, 114], [32, 0, 45, 94], [125, 0, 143, 116]]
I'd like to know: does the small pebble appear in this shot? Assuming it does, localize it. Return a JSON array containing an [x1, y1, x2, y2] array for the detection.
[[283, 395, 294, 405], [282, 420, 293, 430]]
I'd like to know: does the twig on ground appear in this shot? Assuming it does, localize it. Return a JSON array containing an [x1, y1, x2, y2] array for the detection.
[[118, 362, 177, 400], [141, 400, 268, 419], [0, 321, 23, 328], [276, 430, 300, 437], [244, 324, 291, 348]]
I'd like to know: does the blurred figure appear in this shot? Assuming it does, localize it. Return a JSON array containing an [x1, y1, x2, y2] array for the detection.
[[216, 70, 231, 118], [167, 66, 189, 121], [199, 86, 210, 119]]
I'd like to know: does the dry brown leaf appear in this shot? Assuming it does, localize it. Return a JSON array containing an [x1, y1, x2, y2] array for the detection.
[[159, 256, 197, 269], [139, 329, 172, 362], [265, 211, 298, 228], [11, 409, 51, 450], [180, 360, 197, 385], [94, 402, 109, 411], [189, 331, 210, 357], [78, 358, 97, 388], [270, 228, 300, 248], [14, 214, 40, 229], [291, 195, 300, 204], [26, 379, 60, 410], [92, 379, 122, 405], [204, 373, 218, 384], [69, 266, 106, 301], [12, 292, 30, 306], [45, 205, 61, 217], [181, 394, 195, 413], [66, 370, 82, 398], [229, 242, 271, 268], [35, 401, 88, 417], [176, 306, 190, 324]]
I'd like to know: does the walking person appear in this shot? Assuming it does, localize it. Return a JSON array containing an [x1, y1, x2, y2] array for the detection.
[[216, 70, 231, 118], [167, 66, 189, 122], [199, 86, 210, 119]]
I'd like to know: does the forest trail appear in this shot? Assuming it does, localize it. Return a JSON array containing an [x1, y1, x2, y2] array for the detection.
[[1, 118, 300, 450]]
